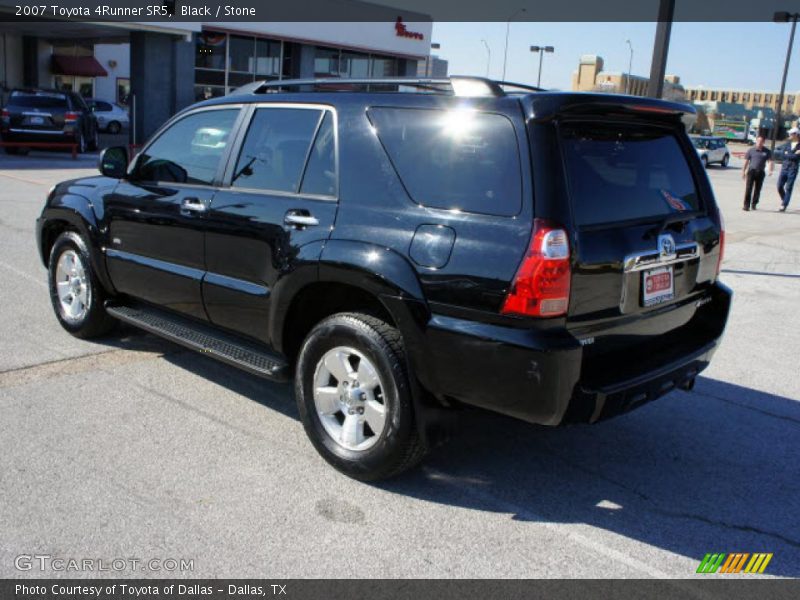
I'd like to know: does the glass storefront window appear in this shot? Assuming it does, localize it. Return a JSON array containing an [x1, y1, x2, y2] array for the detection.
[[117, 77, 131, 106], [314, 47, 340, 77], [196, 31, 226, 70], [340, 51, 370, 78], [229, 35, 256, 73], [371, 55, 398, 77], [256, 39, 281, 77], [54, 75, 94, 98], [194, 85, 226, 102]]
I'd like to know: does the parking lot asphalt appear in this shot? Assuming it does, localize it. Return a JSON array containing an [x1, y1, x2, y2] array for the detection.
[[0, 150, 798, 580]]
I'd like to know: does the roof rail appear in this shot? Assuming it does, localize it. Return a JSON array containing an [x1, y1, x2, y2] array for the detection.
[[234, 76, 543, 98]]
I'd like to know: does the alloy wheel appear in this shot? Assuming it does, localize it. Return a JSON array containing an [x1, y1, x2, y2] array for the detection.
[[54, 249, 90, 322], [312, 346, 387, 451]]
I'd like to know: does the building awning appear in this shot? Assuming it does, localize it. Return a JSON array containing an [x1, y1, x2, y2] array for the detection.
[[51, 55, 108, 77]]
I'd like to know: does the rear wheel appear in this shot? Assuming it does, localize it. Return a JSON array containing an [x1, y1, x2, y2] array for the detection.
[[107, 121, 121, 134], [75, 131, 86, 154], [721, 154, 729, 167], [48, 231, 116, 338], [702, 155, 709, 169], [295, 312, 427, 481], [87, 126, 99, 151]]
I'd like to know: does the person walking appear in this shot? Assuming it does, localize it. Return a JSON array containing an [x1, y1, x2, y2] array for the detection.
[[776, 127, 800, 212], [742, 135, 773, 211]]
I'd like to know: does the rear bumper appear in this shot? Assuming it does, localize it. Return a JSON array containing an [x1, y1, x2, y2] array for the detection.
[[2, 129, 76, 144], [413, 282, 732, 426]]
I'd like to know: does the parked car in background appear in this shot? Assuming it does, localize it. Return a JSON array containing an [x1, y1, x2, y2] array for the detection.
[[87, 99, 129, 134], [690, 135, 730, 168], [0, 89, 99, 154]]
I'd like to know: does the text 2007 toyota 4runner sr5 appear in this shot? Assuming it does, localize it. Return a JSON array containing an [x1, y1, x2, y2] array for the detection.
[[35, 77, 731, 480]]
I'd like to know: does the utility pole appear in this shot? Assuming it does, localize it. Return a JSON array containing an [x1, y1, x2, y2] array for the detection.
[[771, 11, 799, 153], [626, 39, 634, 95], [502, 8, 526, 81], [481, 39, 491, 78], [646, 0, 675, 98]]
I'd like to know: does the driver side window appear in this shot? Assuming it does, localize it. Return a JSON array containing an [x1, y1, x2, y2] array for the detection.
[[135, 108, 239, 185]]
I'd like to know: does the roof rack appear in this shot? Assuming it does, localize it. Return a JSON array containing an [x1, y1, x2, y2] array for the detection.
[[234, 76, 545, 98]]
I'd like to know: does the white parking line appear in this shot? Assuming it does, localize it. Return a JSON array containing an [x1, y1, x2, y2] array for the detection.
[[0, 260, 47, 288], [0, 171, 48, 186]]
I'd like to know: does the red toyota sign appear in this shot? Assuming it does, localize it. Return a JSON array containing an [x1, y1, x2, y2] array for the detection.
[[395, 17, 424, 40]]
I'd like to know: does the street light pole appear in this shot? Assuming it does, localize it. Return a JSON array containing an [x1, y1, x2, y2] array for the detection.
[[481, 39, 491, 78], [770, 11, 799, 153], [626, 39, 634, 95], [529, 45, 554, 88], [502, 8, 526, 81]]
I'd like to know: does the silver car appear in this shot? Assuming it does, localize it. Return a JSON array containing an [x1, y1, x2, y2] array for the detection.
[[691, 135, 730, 168], [87, 99, 129, 134]]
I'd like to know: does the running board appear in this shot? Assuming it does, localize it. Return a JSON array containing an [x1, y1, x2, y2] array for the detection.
[[106, 303, 289, 382]]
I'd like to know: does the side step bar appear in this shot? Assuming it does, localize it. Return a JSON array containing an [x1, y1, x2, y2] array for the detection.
[[106, 303, 290, 382]]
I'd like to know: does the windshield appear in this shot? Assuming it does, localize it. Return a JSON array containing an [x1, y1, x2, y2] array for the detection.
[[562, 124, 702, 227], [691, 138, 710, 149]]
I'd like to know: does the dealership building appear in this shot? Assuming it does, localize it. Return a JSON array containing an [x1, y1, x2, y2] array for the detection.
[[0, 7, 433, 140]]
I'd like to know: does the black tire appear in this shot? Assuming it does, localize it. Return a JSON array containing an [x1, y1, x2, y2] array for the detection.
[[702, 155, 709, 169], [295, 312, 427, 481], [48, 231, 116, 339], [107, 121, 121, 134], [4, 146, 19, 155], [75, 130, 86, 154], [721, 154, 729, 168], [87, 126, 99, 151]]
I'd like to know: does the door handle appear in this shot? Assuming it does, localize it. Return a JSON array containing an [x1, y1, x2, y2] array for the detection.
[[181, 197, 207, 213], [284, 212, 319, 228]]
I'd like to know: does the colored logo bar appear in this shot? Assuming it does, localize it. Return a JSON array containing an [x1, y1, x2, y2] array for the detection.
[[696, 553, 773, 574]]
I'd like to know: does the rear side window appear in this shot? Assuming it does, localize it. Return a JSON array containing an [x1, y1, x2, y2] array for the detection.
[[368, 107, 522, 216], [561, 125, 702, 227], [232, 107, 323, 194], [9, 91, 67, 109], [300, 111, 337, 196]]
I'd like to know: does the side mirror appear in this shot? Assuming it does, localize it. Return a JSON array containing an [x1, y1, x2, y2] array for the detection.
[[98, 146, 128, 178]]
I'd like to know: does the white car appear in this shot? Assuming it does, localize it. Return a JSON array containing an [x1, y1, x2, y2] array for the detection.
[[87, 99, 129, 134], [690, 135, 730, 168]]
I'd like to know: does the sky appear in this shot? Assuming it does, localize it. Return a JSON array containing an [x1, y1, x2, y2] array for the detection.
[[431, 22, 800, 92]]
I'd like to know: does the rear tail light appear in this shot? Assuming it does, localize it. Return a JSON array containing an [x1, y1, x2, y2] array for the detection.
[[1, 109, 9, 123], [501, 219, 571, 318], [64, 111, 79, 123], [716, 215, 725, 277]]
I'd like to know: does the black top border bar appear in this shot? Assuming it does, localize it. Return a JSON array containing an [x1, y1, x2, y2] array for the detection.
[[1, 0, 799, 22]]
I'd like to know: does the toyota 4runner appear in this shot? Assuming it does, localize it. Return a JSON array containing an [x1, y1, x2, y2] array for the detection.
[[35, 77, 731, 480]]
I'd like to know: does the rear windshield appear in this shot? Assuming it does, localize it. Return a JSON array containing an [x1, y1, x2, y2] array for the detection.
[[561, 124, 702, 227], [8, 91, 68, 109], [368, 107, 522, 216]]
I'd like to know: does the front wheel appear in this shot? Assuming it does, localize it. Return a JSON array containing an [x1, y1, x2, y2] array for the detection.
[[721, 154, 729, 167], [107, 121, 121, 134], [295, 312, 427, 481], [702, 155, 709, 169], [48, 231, 116, 338]]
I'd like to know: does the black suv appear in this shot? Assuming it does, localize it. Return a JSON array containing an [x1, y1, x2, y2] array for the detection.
[[2, 88, 99, 154], [35, 77, 731, 480]]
